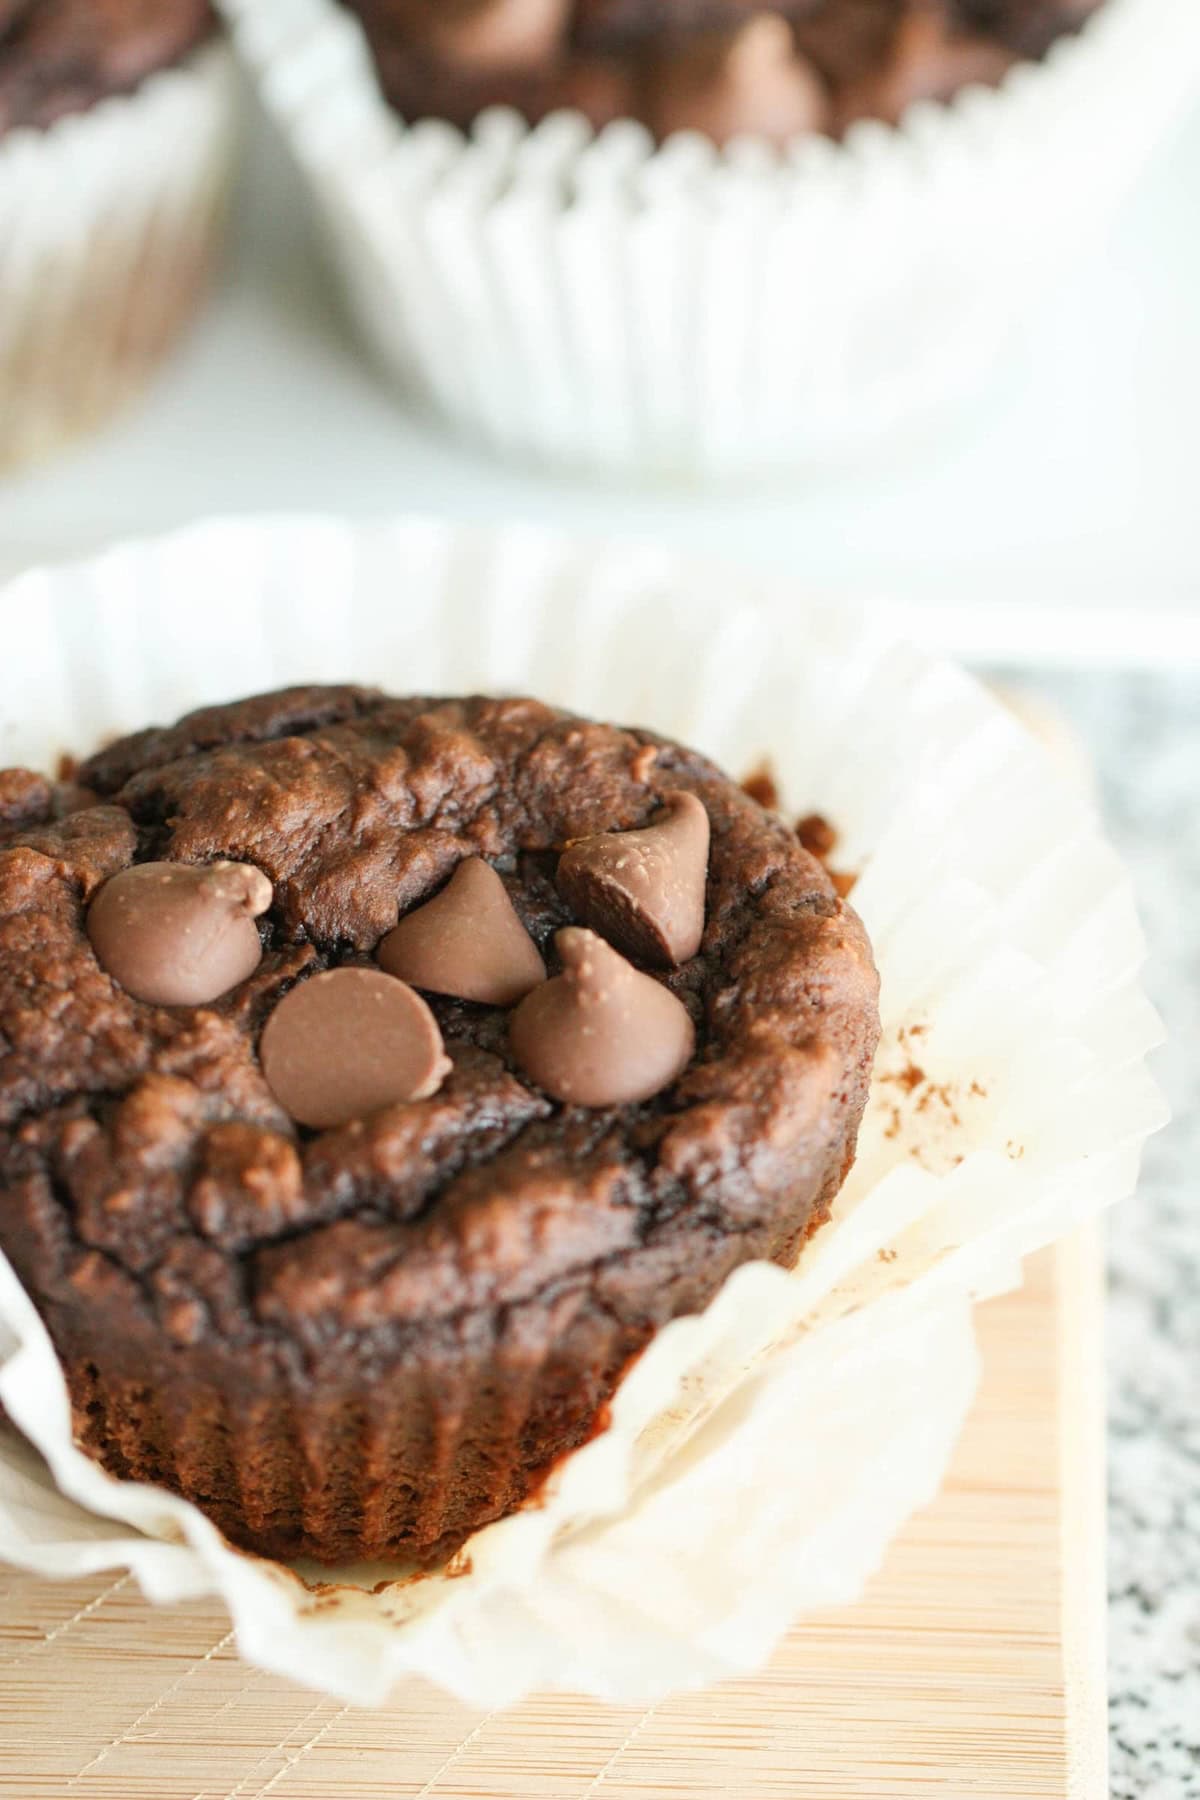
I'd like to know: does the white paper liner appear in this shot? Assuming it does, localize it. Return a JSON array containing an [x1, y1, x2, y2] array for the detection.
[[216, 0, 1200, 478], [0, 516, 1167, 1707], [0, 44, 238, 472]]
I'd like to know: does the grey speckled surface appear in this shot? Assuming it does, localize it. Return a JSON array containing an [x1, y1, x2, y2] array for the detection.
[[1006, 671, 1200, 1799]]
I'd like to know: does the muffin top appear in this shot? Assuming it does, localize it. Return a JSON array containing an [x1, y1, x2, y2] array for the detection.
[[339, 0, 1101, 143], [0, 0, 215, 136], [0, 688, 878, 1366]]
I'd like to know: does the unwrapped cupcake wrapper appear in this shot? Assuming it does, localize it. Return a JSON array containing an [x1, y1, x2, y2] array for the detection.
[[218, 0, 1199, 478], [0, 44, 238, 472], [0, 517, 1167, 1706]]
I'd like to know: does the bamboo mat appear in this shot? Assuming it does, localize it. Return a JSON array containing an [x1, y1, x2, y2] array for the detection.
[[0, 1232, 1104, 1800]]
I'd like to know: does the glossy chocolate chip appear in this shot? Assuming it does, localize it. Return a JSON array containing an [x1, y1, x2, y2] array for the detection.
[[428, 0, 569, 69], [834, 9, 1016, 130], [556, 790, 710, 968], [647, 17, 831, 148], [509, 928, 694, 1107], [86, 861, 272, 1007], [260, 968, 451, 1130], [377, 859, 546, 1006]]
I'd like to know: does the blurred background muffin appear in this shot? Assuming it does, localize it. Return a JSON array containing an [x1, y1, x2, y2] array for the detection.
[[220, 0, 1199, 480], [0, 2, 237, 470], [336, 0, 1101, 144]]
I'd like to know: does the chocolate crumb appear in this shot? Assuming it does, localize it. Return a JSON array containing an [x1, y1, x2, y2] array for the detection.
[[742, 762, 780, 811], [915, 1082, 961, 1128], [898, 1022, 929, 1042], [797, 812, 838, 860], [794, 809, 856, 896], [883, 1063, 925, 1094]]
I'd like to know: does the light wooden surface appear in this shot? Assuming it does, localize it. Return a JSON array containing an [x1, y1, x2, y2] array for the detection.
[[0, 1234, 1104, 1800]]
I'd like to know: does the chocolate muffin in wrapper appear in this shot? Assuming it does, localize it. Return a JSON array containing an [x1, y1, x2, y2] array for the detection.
[[218, 0, 1200, 477], [0, 519, 1167, 1705], [0, 3, 237, 470], [0, 687, 879, 1565]]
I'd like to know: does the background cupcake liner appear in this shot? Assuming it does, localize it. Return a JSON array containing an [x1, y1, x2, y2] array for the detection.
[[0, 44, 238, 473], [218, 0, 1200, 480], [0, 517, 1168, 1706]]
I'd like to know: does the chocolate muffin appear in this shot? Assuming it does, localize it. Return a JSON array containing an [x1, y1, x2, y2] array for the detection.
[[336, 0, 1105, 143], [0, 688, 879, 1566], [0, 0, 216, 135], [0, 1, 230, 470]]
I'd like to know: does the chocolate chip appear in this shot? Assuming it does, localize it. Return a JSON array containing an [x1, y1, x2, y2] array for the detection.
[[427, 0, 570, 70], [377, 858, 546, 1006], [833, 8, 1016, 129], [260, 968, 451, 1130], [509, 927, 694, 1107], [556, 791, 710, 968], [86, 861, 273, 1007], [645, 18, 831, 148]]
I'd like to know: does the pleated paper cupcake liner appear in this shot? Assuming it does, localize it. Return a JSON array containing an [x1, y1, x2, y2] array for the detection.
[[0, 44, 238, 473], [216, 0, 1200, 479], [0, 517, 1167, 1706]]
